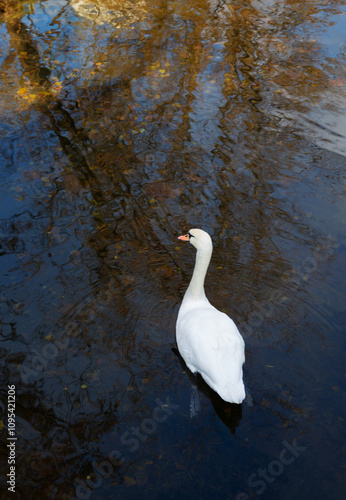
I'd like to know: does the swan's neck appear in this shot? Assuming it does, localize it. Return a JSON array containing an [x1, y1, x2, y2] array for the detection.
[[184, 246, 212, 301]]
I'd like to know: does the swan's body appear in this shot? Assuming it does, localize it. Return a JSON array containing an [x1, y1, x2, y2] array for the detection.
[[176, 229, 245, 404]]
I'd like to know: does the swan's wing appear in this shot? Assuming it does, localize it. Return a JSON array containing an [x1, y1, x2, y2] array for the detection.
[[177, 307, 245, 387]]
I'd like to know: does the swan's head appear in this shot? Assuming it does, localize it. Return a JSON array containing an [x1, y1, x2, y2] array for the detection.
[[178, 228, 212, 252]]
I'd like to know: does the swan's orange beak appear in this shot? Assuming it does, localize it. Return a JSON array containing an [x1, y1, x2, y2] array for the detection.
[[178, 233, 190, 241]]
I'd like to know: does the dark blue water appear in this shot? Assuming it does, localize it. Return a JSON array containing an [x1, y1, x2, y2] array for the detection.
[[0, 1, 345, 499]]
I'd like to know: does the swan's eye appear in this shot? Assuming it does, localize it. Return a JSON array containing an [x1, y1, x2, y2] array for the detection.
[[188, 232, 194, 239]]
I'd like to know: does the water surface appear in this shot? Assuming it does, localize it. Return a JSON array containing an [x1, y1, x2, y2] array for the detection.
[[0, 1, 345, 499]]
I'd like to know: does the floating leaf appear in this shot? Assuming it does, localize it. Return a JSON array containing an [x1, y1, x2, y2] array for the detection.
[[124, 476, 137, 486]]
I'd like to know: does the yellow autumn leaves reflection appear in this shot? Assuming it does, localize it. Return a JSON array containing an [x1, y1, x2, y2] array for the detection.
[[16, 77, 63, 102]]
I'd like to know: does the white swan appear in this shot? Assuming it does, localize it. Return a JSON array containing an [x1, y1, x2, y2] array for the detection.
[[176, 228, 245, 404]]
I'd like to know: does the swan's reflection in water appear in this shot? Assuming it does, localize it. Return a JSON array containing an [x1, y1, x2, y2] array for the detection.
[[173, 348, 243, 434]]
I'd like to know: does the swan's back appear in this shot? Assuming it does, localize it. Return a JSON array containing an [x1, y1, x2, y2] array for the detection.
[[177, 301, 245, 404]]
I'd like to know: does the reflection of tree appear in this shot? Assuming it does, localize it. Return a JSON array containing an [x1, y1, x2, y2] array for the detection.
[[6, 19, 51, 86], [0, 0, 341, 497], [1, 4, 179, 499], [71, 0, 149, 29]]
